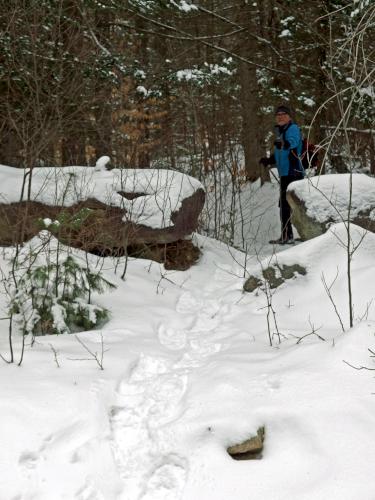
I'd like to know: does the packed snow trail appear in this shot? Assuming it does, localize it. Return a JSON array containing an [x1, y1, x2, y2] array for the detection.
[[110, 354, 188, 500], [109, 277, 231, 500]]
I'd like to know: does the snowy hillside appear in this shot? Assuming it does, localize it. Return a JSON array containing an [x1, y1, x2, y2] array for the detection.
[[1, 219, 375, 500]]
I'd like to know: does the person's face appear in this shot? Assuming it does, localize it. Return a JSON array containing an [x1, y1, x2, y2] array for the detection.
[[275, 112, 291, 126]]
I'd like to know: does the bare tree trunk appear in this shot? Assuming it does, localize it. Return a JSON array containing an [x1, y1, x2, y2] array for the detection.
[[239, 59, 262, 182], [370, 132, 375, 175], [237, 2, 263, 182]]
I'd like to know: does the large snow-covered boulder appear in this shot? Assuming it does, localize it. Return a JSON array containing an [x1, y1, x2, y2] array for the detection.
[[0, 165, 205, 268], [287, 174, 375, 240]]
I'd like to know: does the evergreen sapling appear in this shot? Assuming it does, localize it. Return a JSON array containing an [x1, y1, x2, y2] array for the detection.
[[8, 231, 116, 336]]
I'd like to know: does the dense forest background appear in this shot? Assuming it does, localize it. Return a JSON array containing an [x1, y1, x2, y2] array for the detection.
[[0, 0, 374, 182]]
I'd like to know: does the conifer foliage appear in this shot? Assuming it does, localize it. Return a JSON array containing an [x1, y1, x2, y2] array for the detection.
[[7, 231, 116, 337]]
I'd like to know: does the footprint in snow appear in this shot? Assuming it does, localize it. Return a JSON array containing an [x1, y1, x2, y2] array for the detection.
[[157, 323, 187, 351], [114, 356, 188, 426], [75, 479, 104, 500], [172, 339, 223, 370], [140, 455, 187, 500], [189, 337, 222, 356], [18, 421, 99, 500], [18, 451, 39, 470], [175, 291, 201, 314], [176, 291, 229, 334], [128, 353, 170, 381], [190, 301, 222, 332]]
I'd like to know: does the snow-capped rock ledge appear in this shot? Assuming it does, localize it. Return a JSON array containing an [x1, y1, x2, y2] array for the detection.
[[0, 165, 205, 267], [287, 173, 375, 240], [0, 164, 204, 230]]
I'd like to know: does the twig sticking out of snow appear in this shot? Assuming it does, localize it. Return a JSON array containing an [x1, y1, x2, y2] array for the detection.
[[67, 333, 108, 370]]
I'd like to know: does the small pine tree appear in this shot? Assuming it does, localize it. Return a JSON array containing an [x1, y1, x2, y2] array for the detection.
[[8, 231, 116, 336]]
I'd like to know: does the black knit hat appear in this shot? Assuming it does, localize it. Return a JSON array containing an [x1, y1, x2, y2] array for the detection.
[[275, 105, 292, 116]]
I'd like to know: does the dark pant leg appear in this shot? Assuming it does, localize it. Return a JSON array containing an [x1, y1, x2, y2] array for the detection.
[[279, 176, 295, 240]]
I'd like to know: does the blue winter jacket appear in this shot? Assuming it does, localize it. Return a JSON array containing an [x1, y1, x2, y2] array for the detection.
[[274, 122, 304, 177]]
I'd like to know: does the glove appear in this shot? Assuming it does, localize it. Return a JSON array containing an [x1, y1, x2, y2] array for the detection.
[[274, 139, 282, 149], [282, 139, 290, 150], [259, 157, 271, 167]]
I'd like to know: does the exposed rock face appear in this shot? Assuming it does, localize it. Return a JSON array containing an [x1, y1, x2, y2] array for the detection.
[[227, 427, 265, 460], [287, 190, 326, 240], [287, 174, 375, 241], [244, 264, 307, 293], [0, 166, 205, 269], [0, 190, 205, 246]]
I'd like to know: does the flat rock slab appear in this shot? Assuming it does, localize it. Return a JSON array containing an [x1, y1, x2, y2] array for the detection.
[[227, 427, 265, 460]]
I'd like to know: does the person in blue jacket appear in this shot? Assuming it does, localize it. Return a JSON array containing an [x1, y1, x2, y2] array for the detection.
[[259, 105, 304, 245]]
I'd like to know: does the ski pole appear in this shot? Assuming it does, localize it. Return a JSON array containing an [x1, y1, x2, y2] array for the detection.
[[268, 167, 280, 185]]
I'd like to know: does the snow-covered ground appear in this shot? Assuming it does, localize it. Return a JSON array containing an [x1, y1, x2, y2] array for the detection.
[[1, 214, 375, 499]]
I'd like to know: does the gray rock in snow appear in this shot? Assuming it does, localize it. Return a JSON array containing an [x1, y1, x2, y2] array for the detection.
[[227, 426, 265, 460], [243, 264, 306, 293]]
